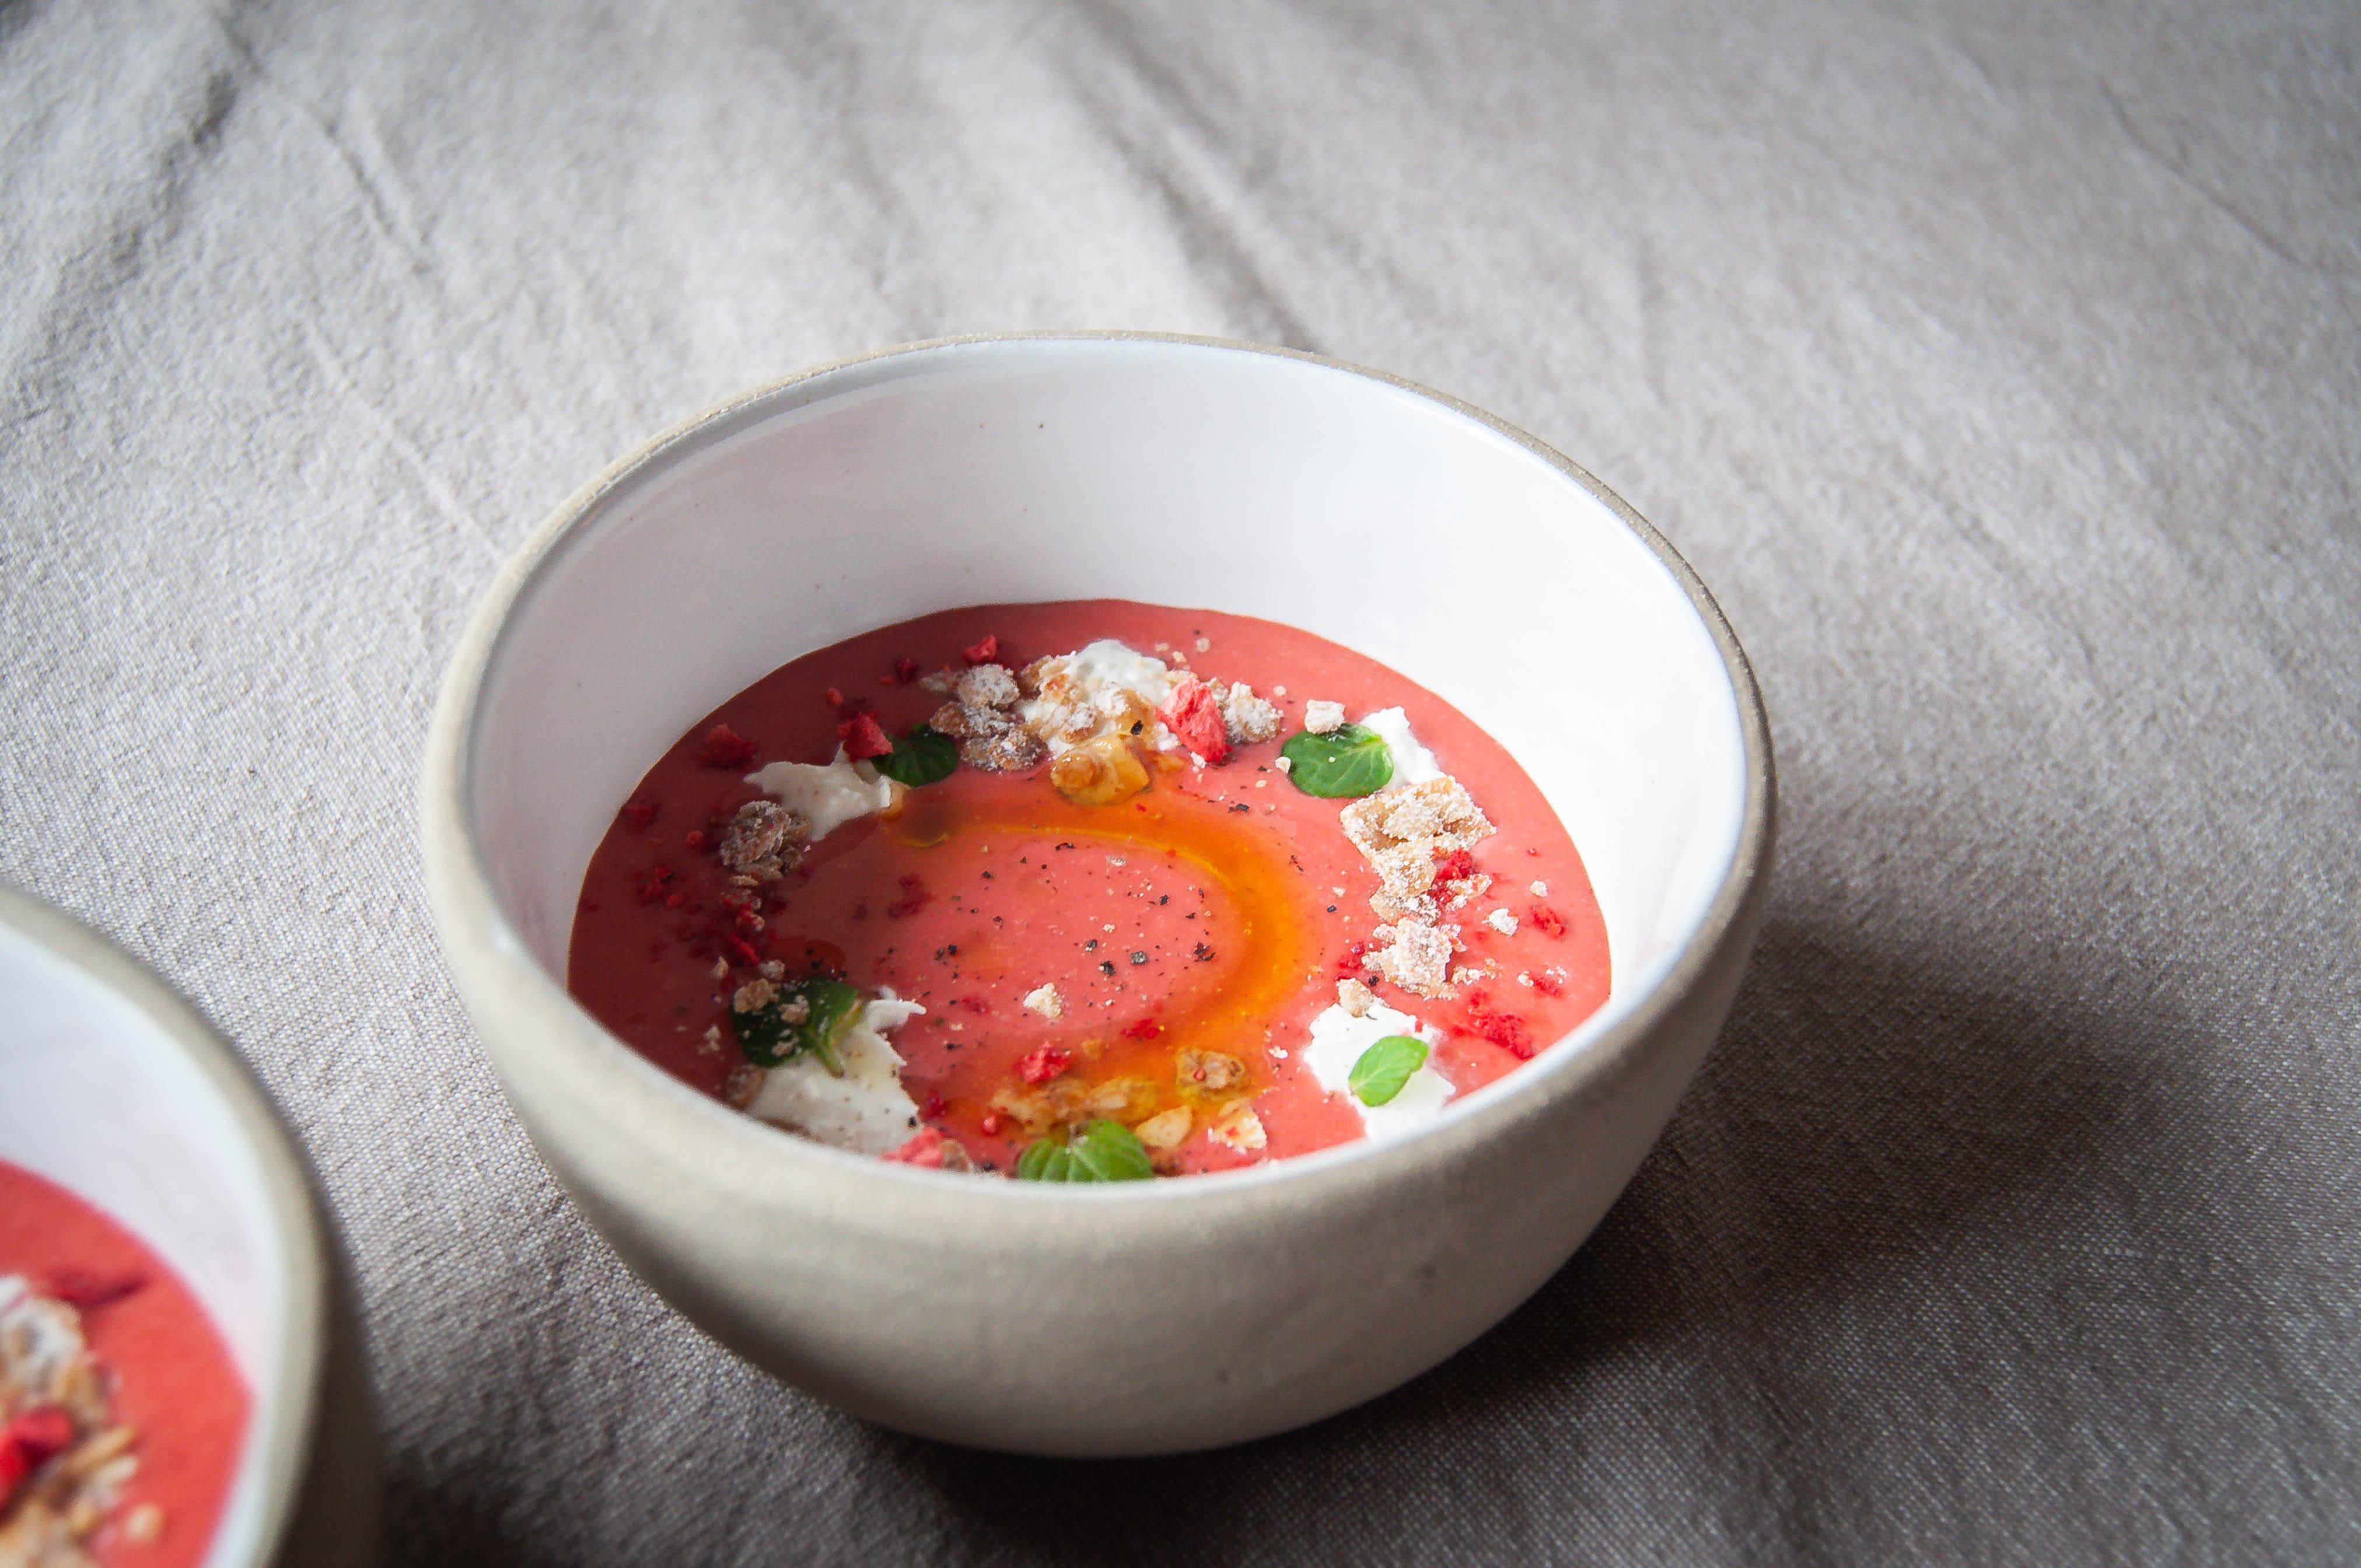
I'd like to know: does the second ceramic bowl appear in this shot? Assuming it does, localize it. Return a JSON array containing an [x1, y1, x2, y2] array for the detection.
[[421, 333, 1773, 1455]]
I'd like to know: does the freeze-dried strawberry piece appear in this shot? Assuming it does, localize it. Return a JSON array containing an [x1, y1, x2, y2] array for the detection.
[[36, 1268, 145, 1310], [884, 874, 931, 918], [883, 1127, 964, 1168], [837, 712, 893, 759], [893, 657, 921, 685], [700, 724, 755, 769], [1157, 676, 1230, 763], [962, 634, 999, 665], [1, 1406, 75, 1503], [1122, 1017, 1162, 1040], [1017, 1045, 1072, 1084], [1530, 904, 1568, 939]]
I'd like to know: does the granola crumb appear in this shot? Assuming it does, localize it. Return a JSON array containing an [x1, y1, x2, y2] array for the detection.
[[918, 667, 960, 695], [698, 1025, 725, 1056], [731, 978, 778, 1014], [1530, 880, 1549, 897], [723, 1062, 767, 1109], [1022, 983, 1064, 1020], [1194, 636, 1211, 653], [954, 663, 1020, 709], [1369, 919, 1457, 998], [1275, 756, 1293, 775], [1213, 681, 1283, 745], [962, 727, 1049, 772], [1486, 908, 1519, 936], [123, 1504, 163, 1545], [1207, 1099, 1267, 1153], [1337, 978, 1376, 1018], [1304, 699, 1346, 733], [718, 800, 812, 882], [708, 956, 729, 982]]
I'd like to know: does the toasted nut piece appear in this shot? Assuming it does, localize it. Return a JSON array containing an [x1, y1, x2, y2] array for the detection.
[[1176, 1048, 1247, 1097], [1052, 732, 1150, 806], [1084, 1076, 1160, 1124], [1133, 1106, 1192, 1150]]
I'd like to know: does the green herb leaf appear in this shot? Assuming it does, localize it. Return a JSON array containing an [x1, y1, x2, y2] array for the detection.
[[1348, 1035, 1429, 1107], [1281, 724, 1394, 799], [1013, 1120, 1155, 1183], [1015, 1138, 1071, 1181], [871, 723, 959, 787], [733, 977, 862, 1074]]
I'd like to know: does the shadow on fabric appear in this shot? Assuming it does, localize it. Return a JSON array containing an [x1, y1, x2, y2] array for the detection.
[[877, 909, 2167, 1565]]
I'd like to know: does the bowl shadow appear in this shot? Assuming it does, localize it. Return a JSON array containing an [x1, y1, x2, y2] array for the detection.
[[872, 908, 2174, 1564]]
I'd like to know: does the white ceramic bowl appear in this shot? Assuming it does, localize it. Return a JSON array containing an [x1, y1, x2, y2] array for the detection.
[[421, 332, 1773, 1456], [0, 886, 380, 1563]]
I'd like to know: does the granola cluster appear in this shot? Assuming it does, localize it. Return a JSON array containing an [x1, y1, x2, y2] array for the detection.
[[0, 1278, 153, 1566], [925, 663, 1050, 772], [718, 800, 810, 884], [1339, 776, 1497, 998]]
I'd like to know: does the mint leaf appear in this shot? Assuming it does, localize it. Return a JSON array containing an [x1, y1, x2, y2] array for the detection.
[[1016, 1138, 1072, 1181], [1348, 1035, 1429, 1106], [872, 723, 958, 787], [733, 977, 862, 1074], [1014, 1120, 1155, 1182], [1281, 724, 1394, 799]]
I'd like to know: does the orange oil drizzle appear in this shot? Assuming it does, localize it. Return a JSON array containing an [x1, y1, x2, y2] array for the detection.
[[874, 782, 1314, 1091]]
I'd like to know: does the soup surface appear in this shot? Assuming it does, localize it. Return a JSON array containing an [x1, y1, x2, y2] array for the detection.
[[0, 1160, 248, 1566], [569, 601, 1609, 1176]]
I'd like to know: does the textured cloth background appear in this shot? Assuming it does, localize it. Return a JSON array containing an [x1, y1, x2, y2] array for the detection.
[[5, 0, 2357, 1561]]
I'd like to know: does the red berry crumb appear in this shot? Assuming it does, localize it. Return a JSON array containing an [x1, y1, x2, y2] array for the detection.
[[700, 724, 755, 769], [1461, 988, 1537, 1059], [1530, 904, 1568, 939], [1, 1406, 76, 1500], [919, 1093, 949, 1121], [684, 829, 707, 850], [33, 1269, 145, 1310], [962, 634, 999, 666], [1017, 1045, 1072, 1084], [954, 995, 991, 1014], [838, 711, 894, 760], [637, 865, 675, 905], [885, 874, 932, 919], [882, 1127, 957, 1167], [1157, 676, 1230, 763], [893, 656, 921, 685], [1122, 1018, 1163, 1040], [620, 800, 657, 832], [1531, 970, 1565, 997]]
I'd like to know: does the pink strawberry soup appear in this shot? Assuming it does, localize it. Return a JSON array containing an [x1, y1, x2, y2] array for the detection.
[[568, 601, 1609, 1177]]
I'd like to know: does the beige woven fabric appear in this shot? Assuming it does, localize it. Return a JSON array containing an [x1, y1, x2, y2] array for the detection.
[[4, 0, 2356, 1560]]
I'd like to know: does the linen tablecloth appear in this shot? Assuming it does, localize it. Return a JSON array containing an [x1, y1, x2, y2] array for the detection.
[[5, 1, 2356, 1560]]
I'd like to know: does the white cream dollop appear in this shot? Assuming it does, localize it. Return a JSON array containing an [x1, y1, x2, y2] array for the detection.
[[745, 991, 926, 1154], [1301, 999, 1456, 1139], [744, 747, 898, 841], [1019, 639, 1183, 754], [1356, 707, 1443, 788]]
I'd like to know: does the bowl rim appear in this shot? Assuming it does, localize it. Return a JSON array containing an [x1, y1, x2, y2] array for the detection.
[[0, 881, 334, 1568], [421, 329, 1776, 1205]]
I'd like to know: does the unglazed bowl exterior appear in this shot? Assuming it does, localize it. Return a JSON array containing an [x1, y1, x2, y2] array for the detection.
[[419, 332, 1774, 1456], [0, 886, 382, 1565]]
